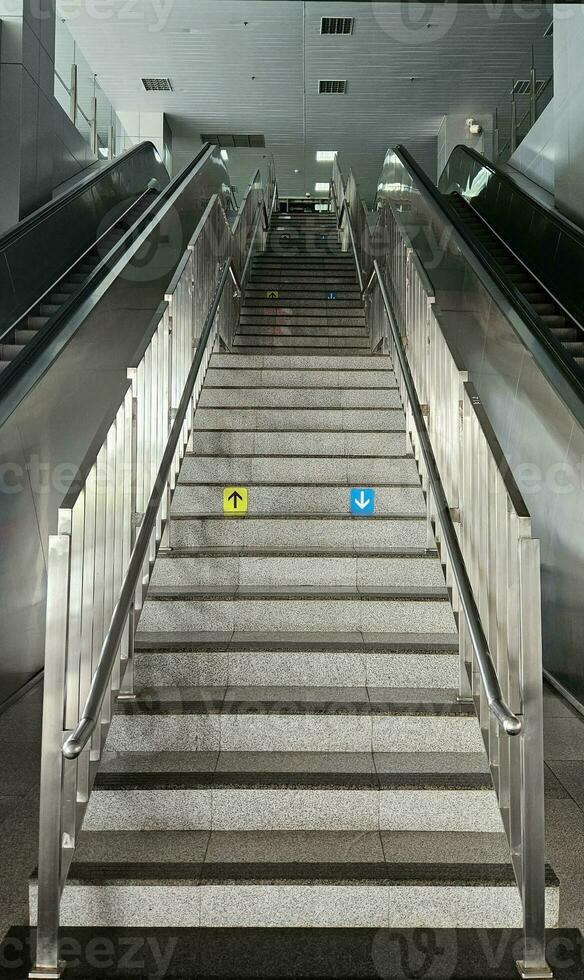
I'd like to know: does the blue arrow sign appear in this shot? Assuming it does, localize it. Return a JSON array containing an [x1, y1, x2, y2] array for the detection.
[[350, 488, 375, 516], [325, 291, 337, 301]]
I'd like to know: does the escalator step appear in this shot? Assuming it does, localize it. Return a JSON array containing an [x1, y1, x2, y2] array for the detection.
[[562, 341, 584, 356], [541, 315, 567, 329], [531, 303, 559, 316], [27, 315, 50, 329], [39, 304, 60, 316], [550, 327, 578, 342], [0, 344, 24, 360], [14, 329, 38, 345]]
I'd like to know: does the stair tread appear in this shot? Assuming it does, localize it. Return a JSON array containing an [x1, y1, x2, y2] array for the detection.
[[65, 860, 543, 888], [113, 684, 470, 717], [71, 829, 509, 868], [145, 584, 448, 600], [134, 630, 459, 652]]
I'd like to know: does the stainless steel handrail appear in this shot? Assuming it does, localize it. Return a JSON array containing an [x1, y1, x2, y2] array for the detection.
[[241, 200, 270, 285], [62, 258, 234, 760], [62, 180, 271, 760], [0, 187, 153, 346], [329, 180, 365, 294], [366, 258, 521, 736]]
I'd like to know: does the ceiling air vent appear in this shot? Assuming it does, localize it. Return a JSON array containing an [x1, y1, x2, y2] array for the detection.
[[319, 79, 347, 95], [200, 134, 266, 148], [512, 78, 548, 97], [141, 77, 173, 92], [321, 17, 354, 35]]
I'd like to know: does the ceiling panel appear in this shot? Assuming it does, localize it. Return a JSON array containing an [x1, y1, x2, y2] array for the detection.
[[58, 0, 553, 201]]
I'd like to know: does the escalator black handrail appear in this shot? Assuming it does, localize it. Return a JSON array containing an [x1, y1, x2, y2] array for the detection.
[[446, 144, 584, 253], [0, 187, 154, 346], [0, 141, 161, 250], [394, 144, 584, 426], [0, 143, 213, 410]]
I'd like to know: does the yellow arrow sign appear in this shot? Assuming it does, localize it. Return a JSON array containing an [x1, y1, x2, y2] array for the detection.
[[224, 487, 248, 514], [267, 290, 279, 299]]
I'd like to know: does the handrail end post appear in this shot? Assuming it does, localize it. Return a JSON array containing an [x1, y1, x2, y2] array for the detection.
[[29, 964, 65, 979]]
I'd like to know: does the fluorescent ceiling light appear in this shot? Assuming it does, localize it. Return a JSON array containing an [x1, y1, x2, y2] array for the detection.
[[316, 151, 336, 163], [314, 182, 330, 193], [220, 149, 229, 162]]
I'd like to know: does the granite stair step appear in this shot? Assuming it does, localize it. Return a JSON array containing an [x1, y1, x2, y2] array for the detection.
[[203, 366, 397, 388], [170, 483, 426, 516], [178, 453, 417, 482], [134, 626, 458, 689], [192, 407, 405, 432], [39, 835, 559, 930], [197, 386, 401, 408], [209, 353, 392, 370], [167, 514, 430, 552]]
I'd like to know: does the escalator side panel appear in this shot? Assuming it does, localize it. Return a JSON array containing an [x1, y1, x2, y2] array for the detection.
[[0, 142, 169, 340], [439, 145, 584, 328], [379, 145, 584, 711]]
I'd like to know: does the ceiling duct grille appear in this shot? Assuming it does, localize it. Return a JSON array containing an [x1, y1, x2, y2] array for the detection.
[[141, 77, 172, 92], [319, 79, 347, 95], [512, 78, 548, 97], [200, 134, 266, 148], [321, 17, 354, 35]]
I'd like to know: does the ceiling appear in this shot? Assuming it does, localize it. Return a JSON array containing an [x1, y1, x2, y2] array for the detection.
[[57, 1, 553, 203]]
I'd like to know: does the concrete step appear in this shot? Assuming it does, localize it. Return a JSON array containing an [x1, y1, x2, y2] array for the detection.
[[179, 454, 418, 483], [237, 325, 368, 338], [198, 386, 401, 408], [189, 431, 409, 456], [134, 630, 459, 689], [170, 484, 425, 516], [83, 759, 502, 831], [233, 336, 370, 351], [44, 821, 557, 931], [247, 284, 361, 297], [232, 345, 371, 357], [204, 367, 397, 388], [106, 686, 478, 756], [249, 272, 358, 283], [243, 296, 362, 308], [209, 353, 392, 371], [137, 586, 456, 635], [192, 407, 405, 432], [168, 514, 429, 550], [239, 315, 367, 327], [151, 552, 446, 590]]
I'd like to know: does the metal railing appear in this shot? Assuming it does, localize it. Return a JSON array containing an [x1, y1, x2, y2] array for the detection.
[[495, 44, 553, 164], [361, 192, 550, 976], [329, 158, 551, 976], [30, 170, 277, 979]]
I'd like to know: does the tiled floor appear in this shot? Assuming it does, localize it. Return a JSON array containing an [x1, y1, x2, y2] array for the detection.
[[1, 679, 584, 942]]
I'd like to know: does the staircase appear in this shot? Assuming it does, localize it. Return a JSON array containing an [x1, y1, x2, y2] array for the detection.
[[33, 211, 558, 954]]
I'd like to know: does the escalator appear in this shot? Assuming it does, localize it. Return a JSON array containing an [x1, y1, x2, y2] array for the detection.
[[0, 187, 158, 374], [0, 140, 170, 395], [447, 192, 584, 370], [377, 142, 584, 712]]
